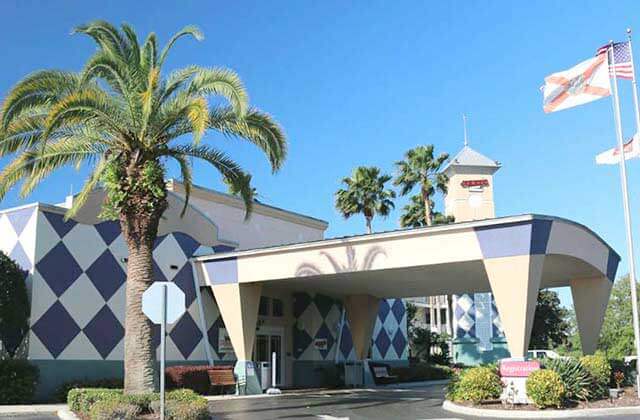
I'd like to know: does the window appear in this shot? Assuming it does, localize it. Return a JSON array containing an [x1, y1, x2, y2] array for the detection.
[[272, 298, 284, 317], [259, 297, 270, 316]]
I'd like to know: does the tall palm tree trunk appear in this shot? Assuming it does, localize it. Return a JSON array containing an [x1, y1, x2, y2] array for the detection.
[[423, 192, 433, 227], [365, 216, 373, 234], [120, 164, 168, 394], [122, 236, 157, 394]]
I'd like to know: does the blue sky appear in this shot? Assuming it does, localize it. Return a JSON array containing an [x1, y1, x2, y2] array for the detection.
[[2, 1, 640, 306]]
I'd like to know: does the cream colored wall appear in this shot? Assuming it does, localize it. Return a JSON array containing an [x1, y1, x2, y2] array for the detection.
[[444, 172, 495, 222], [168, 184, 327, 250], [231, 228, 484, 285]]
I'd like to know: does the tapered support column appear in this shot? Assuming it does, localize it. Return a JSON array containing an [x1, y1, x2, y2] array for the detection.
[[344, 294, 380, 360], [570, 277, 613, 355], [210, 282, 262, 394], [484, 255, 544, 358]]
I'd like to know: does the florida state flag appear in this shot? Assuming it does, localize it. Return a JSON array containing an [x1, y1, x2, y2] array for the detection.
[[543, 54, 611, 113], [596, 133, 640, 165]]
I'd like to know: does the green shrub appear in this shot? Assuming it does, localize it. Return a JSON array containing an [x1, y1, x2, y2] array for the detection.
[[166, 388, 204, 403], [150, 394, 209, 420], [0, 359, 39, 404], [392, 363, 452, 383], [89, 400, 140, 420], [52, 378, 122, 403], [67, 388, 123, 414], [544, 358, 591, 401], [67, 386, 209, 416], [446, 366, 502, 403], [526, 369, 565, 409], [580, 354, 611, 398], [123, 392, 160, 411], [0, 251, 30, 358]]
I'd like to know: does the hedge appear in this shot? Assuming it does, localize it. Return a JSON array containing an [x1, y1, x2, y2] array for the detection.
[[165, 365, 212, 394], [0, 359, 39, 404], [68, 387, 206, 418], [526, 369, 565, 409], [0, 251, 30, 358], [446, 366, 502, 403], [580, 354, 611, 398], [53, 377, 122, 403], [391, 363, 452, 383]]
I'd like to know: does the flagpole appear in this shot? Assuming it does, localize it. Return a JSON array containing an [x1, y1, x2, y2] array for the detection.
[[610, 39, 640, 397], [624, 28, 640, 397]]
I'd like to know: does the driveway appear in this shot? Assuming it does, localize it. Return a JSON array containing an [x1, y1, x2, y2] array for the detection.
[[208, 385, 640, 420], [210, 385, 474, 420]]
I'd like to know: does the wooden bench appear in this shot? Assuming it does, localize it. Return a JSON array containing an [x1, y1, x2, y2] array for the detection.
[[369, 363, 398, 385], [208, 367, 237, 394]]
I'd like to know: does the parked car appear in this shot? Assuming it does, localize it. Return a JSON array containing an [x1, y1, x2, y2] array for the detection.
[[527, 350, 567, 360]]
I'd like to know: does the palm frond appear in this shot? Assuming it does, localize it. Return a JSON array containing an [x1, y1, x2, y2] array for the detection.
[[73, 20, 128, 58], [168, 153, 192, 216], [65, 157, 109, 219], [209, 107, 287, 171], [18, 134, 108, 197], [42, 89, 129, 145], [158, 25, 203, 67], [166, 144, 253, 218], [188, 68, 247, 116], [1, 70, 82, 129]]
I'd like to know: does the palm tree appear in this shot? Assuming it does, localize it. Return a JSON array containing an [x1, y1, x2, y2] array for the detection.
[[394, 145, 449, 227], [399, 195, 454, 228], [0, 21, 286, 394], [335, 166, 395, 234]]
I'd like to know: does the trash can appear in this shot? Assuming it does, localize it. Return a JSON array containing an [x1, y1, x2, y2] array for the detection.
[[344, 361, 363, 387], [259, 362, 271, 390]]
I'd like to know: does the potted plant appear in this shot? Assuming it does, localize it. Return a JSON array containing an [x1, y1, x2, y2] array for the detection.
[[609, 371, 625, 399]]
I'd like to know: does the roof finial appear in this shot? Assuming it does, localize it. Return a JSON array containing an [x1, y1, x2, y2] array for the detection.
[[463, 114, 469, 147]]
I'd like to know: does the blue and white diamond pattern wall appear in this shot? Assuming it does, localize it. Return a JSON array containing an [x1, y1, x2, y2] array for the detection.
[[28, 208, 223, 362], [293, 293, 408, 362], [453, 293, 504, 341], [0, 206, 37, 274]]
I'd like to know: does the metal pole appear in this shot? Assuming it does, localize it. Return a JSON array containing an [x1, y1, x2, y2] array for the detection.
[[160, 284, 167, 420], [610, 39, 640, 397], [271, 351, 276, 388], [624, 30, 640, 396]]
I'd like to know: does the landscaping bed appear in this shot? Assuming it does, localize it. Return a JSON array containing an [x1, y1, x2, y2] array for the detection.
[[67, 388, 210, 420], [445, 353, 640, 413], [453, 386, 639, 411]]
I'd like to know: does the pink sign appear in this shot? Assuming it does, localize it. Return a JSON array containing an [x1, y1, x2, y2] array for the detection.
[[499, 360, 540, 377]]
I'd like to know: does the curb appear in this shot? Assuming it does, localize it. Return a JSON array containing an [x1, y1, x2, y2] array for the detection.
[[442, 400, 640, 418], [56, 409, 79, 420], [0, 404, 66, 416], [380, 379, 451, 389]]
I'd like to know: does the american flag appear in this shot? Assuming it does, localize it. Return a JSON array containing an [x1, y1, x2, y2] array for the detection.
[[596, 42, 634, 80]]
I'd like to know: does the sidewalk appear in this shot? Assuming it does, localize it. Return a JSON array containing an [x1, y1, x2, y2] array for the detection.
[[0, 404, 65, 416]]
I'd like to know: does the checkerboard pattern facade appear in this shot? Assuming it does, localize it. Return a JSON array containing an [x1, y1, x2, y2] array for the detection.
[[0, 206, 234, 362], [293, 292, 408, 362], [453, 293, 504, 340]]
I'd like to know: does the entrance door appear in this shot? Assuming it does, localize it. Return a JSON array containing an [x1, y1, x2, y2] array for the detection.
[[254, 327, 284, 386]]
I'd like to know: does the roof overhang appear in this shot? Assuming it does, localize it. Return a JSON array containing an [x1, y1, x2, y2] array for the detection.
[[194, 215, 619, 298]]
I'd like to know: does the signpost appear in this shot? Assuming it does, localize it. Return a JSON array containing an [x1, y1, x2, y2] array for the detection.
[[142, 282, 186, 420], [499, 359, 540, 404]]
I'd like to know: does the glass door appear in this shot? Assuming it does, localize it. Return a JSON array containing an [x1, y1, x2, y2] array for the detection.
[[253, 328, 284, 386]]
